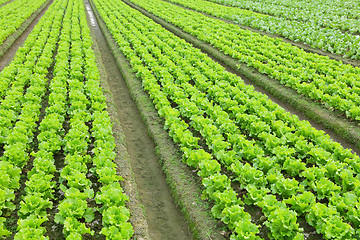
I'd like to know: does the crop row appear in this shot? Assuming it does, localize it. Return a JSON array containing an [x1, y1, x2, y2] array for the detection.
[[0, 0, 63, 143], [164, 0, 360, 60], [92, 0, 360, 239], [239, 0, 359, 12], [53, 0, 133, 238], [206, 0, 360, 34], [0, 0, 133, 238], [80, 0, 135, 236], [0, 0, 48, 45], [92, 0, 263, 238], [213, 0, 360, 20], [0, 0, 10, 5], [127, 0, 360, 123], [0, 0, 66, 236]]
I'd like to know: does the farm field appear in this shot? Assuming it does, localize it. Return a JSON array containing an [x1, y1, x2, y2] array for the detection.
[[0, 0, 360, 239], [161, 0, 360, 60], [0, 0, 133, 238], [0, 0, 50, 53]]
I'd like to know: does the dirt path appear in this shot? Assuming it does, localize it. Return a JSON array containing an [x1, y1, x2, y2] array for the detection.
[[0, 0, 53, 71], [84, 1, 193, 239]]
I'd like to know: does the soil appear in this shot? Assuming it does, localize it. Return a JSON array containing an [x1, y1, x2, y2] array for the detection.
[[45, 150, 66, 240], [0, 0, 54, 71], [84, 1, 193, 239]]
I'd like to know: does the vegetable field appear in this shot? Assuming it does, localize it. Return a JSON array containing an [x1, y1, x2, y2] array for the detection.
[[0, 0, 132, 238], [0, 0, 48, 45], [0, 0, 360, 239]]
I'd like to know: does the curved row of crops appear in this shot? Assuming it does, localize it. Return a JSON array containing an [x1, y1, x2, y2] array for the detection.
[[125, 0, 360, 123], [205, 0, 360, 33], [0, 0, 133, 238], [164, 0, 360, 60], [0, 0, 11, 6], [0, 0, 48, 46], [92, 0, 360, 238]]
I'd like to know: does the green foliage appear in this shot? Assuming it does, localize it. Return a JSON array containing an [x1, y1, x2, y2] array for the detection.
[[284, 192, 316, 215], [91, 0, 360, 239], [265, 207, 302, 240]]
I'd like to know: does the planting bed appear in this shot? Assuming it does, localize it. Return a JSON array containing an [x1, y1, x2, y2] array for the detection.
[[0, 0, 360, 239]]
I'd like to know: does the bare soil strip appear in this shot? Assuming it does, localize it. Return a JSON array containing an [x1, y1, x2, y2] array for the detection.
[[84, 1, 150, 239], [0, 0, 53, 70], [85, 0, 220, 239], [163, 0, 360, 68], [122, 0, 360, 155]]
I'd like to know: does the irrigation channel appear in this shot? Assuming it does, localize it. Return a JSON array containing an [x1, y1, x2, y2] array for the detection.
[[84, 0, 194, 239]]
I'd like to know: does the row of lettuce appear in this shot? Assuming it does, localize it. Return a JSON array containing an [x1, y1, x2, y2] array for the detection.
[[0, 0, 133, 239], [164, 0, 360, 60], [127, 0, 360, 124], [0, 0, 11, 6], [92, 0, 360, 239], [0, 0, 48, 46], [236, 0, 360, 15], [0, 0, 64, 234], [205, 0, 360, 30]]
